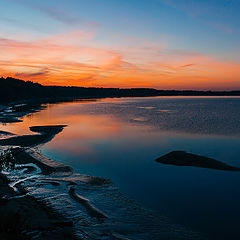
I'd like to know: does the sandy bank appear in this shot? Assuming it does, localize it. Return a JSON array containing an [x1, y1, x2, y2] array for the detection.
[[0, 125, 67, 147], [0, 174, 76, 240], [13, 148, 73, 176], [0, 119, 76, 239]]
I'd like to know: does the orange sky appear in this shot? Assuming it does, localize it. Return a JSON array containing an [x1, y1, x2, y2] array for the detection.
[[1, 30, 240, 90], [1, 0, 240, 90]]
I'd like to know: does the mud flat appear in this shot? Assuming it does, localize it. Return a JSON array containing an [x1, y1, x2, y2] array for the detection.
[[0, 102, 46, 123], [13, 148, 73, 176], [0, 119, 77, 239], [0, 172, 75, 240]]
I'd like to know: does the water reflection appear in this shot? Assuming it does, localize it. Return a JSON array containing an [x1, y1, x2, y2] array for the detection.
[[1, 97, 240, 240]]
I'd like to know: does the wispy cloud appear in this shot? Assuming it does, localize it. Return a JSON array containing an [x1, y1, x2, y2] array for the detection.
[[158, 0, 236, 34], [6, 0, 99, 27], [180, 64, 194, 68], [1, 30, 240, 89], [15, 69, 49, 78]]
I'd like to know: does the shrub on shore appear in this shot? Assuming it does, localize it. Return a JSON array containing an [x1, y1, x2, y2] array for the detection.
[[0, 148, 15, 171]]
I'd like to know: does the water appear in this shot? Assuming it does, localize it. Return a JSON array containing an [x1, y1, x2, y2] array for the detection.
[[2, 96, 240, 239]]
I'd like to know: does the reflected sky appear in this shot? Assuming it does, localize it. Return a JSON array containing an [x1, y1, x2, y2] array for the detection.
[[1, 96, 240, 239]]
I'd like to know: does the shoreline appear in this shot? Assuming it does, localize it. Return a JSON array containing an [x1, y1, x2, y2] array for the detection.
[[1, 76, 240, 106], [0, 172, 76, 240], [0, 99, 206, 240], [0, 124, 78, 239], [0, 103, 79, 239], [0, 125, 113, 239]]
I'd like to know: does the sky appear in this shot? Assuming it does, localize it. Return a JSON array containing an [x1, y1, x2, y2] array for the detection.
[[0, 0, 240, 90]]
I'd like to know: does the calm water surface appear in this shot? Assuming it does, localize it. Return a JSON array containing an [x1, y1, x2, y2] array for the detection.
[[2, 97, 240, 240]]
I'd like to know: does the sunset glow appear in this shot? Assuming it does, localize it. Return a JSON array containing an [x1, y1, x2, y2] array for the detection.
[[1, 0, 240, 90]]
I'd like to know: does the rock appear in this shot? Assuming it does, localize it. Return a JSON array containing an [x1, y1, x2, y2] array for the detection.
[[156, 151, 240, 171]]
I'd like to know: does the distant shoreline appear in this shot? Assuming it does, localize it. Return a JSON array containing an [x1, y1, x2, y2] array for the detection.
[[1, 76, 240, 104]]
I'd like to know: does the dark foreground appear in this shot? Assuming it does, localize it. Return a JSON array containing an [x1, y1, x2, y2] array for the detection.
[[0, 174, 74, 240], [0, 125, 76, 239]]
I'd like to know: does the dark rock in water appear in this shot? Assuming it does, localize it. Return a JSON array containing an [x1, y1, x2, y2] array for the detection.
[[0, 125, 67, 147], [156, 151, 240, 171], [0, 130, 15, 136], [0, 134, 51, 147], [0, 130, 15, 139], [30, 125, 67, 135]]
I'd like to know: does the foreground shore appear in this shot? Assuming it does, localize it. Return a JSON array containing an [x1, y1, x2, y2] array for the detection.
[[0, 173, 75, 240], [0, 101, 206, 240], [0, 121, 77, 239], [0, 122, 114, 239], [0, 103, 78, 239]]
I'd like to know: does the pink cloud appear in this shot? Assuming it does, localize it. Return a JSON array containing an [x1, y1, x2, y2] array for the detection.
[[1, 30, 240, 90]]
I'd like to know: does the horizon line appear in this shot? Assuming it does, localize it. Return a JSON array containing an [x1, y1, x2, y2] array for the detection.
[[1, 76, 240, 92]]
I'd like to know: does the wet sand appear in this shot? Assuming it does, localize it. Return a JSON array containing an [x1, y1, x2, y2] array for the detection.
[[0, 104, 77, 239], [0, 174, 75, 240]]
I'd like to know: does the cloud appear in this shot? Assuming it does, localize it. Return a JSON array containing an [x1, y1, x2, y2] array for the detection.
[[15, 69, 49, 78], [1, 29, 240, 90], [6, 0, 99, 27], [0, 31, 132, 86], [37, 5, 99, 28], [158, 0, 237, 34], [180, 64, 194, 68]]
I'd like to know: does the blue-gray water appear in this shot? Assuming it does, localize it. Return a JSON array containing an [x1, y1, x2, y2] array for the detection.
[[3, 97, 240, 239]]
